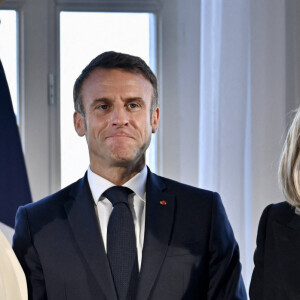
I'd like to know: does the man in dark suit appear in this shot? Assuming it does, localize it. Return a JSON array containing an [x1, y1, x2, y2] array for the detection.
[[13, 51, 246, 300]]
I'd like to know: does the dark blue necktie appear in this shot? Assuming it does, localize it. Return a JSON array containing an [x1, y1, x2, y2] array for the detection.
[[104, 186, 139, 300]]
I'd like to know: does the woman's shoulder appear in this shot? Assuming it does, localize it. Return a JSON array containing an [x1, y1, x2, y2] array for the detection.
[[262, 201, 296, 224]]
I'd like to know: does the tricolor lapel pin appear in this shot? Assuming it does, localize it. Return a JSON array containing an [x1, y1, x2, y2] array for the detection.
[[160, 200, 167, 206]]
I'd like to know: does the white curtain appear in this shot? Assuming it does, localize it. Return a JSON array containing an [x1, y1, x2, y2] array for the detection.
[[199, 0, 287, 289]]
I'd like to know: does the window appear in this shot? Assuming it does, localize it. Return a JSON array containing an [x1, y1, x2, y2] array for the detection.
[[3, 0, 162, 202]]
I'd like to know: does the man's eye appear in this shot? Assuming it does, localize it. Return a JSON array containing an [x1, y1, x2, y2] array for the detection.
[[128, 103, 138, 109], [98, 104, 109, 110]]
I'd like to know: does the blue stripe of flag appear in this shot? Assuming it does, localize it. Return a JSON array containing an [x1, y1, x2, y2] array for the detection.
[[0, 60, 32, 228]]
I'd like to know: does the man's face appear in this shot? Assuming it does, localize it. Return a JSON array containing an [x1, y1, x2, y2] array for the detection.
[[74, 68, 159, 173]]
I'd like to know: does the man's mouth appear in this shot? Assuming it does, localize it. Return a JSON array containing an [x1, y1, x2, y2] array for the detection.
[[106, 134, 134, 141]]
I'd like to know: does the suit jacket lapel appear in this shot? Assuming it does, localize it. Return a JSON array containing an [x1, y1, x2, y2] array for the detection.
[[64, 175, 117, 300], [136, 171, 175, 300]]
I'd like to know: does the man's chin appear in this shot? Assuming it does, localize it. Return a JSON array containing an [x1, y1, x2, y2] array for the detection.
[[109, 151, 145, 168], [110, 154, 136, 165]]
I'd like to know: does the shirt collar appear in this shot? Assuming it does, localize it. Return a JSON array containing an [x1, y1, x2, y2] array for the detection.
[[87, 165, 148, 205], [123, 166, 147, 202]]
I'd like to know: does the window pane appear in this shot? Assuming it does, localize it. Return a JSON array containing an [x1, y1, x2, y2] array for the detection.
[[60, 12, 156, 187], [0, 10, 18, 118]]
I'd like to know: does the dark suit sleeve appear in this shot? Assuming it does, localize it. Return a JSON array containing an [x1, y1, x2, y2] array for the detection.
[[13, 206, 48, 300], [249, 204, 272, 299], [207, 193, 247, 300]]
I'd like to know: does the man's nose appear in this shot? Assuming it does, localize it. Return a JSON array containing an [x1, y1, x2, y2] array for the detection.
[[111, 106, 129, 126]]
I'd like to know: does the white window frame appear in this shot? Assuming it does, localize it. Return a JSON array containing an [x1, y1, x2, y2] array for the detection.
[[2, 0, 163, 200], [2, 0, 202, 206], [51, 1, 161, 193]]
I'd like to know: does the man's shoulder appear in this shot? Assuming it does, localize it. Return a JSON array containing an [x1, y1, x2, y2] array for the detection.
[[151, 172, 219, 203], [21, 176, 85, 212]]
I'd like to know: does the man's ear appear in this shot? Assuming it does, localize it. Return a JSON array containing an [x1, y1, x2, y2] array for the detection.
[[151, 107, 160, 133], [74, 112, 86, 137]]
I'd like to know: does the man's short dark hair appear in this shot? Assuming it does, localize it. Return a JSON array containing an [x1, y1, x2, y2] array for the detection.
[[73, 51, 158, 116]]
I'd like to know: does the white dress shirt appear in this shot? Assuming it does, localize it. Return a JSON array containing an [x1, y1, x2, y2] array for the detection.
[[87, 166, 147, 270]]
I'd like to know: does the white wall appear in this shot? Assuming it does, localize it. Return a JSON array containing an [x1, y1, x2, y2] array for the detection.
[[159, 0, 201, 187]]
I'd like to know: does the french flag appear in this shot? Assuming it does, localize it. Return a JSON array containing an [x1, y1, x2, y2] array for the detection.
[[0, 60, 31, 238]]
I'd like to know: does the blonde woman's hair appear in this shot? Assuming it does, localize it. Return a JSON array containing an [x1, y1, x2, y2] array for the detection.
[[279, 107, 300, 213]]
